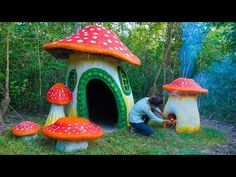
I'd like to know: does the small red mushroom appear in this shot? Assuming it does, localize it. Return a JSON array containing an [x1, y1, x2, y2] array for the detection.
[[45, 83, 73, 127], [42, 117, 104, 152], [12, 121, 40, 140], [43, 25, 141, 66]]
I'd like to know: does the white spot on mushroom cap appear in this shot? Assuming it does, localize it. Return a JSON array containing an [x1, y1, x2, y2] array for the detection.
[[107, 39, 112, 43], [92, 36, 97, 39], [103, 42, 107, 45], [90, 40, 96, 44], [104, 34, 109, 37], [77, 40, 83, 43]]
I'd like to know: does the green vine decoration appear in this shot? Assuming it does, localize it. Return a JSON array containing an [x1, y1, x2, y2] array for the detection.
[[117, 67, 131, 96], [66, 69, 77, 92], [77, 68, 127, 128]]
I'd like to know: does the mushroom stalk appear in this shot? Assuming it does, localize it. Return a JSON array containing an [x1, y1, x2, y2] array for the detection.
[[164, 93, 200, 133], [21, 134, 38, 141], [56, 140, 88, 152], [44, 104, 65, 127]]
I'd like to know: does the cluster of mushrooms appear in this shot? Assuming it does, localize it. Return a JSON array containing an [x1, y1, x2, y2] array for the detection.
[[11, 82, 104, 152], [11, 78, 208, 151]]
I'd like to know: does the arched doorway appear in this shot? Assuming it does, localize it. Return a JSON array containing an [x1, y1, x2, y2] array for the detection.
[[77, 68, 127, 130], [86, 79, 118, 130]]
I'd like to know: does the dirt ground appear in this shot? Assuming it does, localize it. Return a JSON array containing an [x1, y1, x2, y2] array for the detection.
[[201, 118, 236, 155]]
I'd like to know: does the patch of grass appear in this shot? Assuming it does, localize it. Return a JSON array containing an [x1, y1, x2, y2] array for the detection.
[[177, 150, 209, 155], [0, 117, 228, 155]]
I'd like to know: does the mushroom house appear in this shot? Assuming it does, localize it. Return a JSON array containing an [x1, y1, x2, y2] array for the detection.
[[43, 25, 141, 130], [162, 78, 208, 133]]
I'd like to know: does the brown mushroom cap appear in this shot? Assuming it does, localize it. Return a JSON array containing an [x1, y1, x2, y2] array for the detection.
[[12, 121, 40, 136], [162, 77, 208, 94], [42, 117, 104, 141], [43, 25, 141, 66]]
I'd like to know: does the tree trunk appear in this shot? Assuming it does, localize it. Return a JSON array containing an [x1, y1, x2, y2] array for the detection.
[[149, 22, 174, 96], [148, 45, 165, 96], [163, 59, 166, 104], [165, 37, 173, 84], [0, 32, 11, 128], [75, 22, 81, 33], [38, 35, 42, 113]]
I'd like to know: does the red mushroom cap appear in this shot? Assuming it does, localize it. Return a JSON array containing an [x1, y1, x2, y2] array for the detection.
[[46, 83, 73, 105], [12, 121, 40, 136], [162, 78, 208, 94], [43, 25, 141, 66], [42, 117, 104, 141]]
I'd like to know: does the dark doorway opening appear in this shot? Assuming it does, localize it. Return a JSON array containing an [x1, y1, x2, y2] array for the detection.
[[86, 79, 118, 132]]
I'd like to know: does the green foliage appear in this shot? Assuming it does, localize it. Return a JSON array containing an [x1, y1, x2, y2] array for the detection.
[[195, 23, 236, 73], [0, 22, 71, 113], [117, 22, 182, 101]]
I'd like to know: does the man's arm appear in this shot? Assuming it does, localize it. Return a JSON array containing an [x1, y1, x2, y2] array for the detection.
[[152, 107, 167, 119], [144, 107, 163, 124]]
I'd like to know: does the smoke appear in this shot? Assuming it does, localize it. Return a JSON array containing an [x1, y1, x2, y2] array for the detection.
[[179, 22, 211, 78], [193, 53, 236, 120]]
